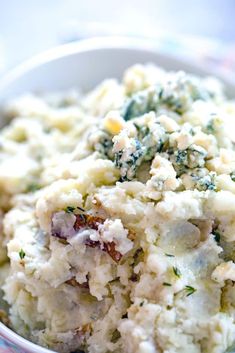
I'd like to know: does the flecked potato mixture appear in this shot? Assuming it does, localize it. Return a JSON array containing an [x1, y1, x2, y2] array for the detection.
[[0, 64, 235, 353]]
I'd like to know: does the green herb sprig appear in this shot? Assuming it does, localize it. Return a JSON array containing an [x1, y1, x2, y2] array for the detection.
[[185, 285, 197, 297]]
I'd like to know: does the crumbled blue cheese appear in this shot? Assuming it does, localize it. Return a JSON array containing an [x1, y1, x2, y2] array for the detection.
[[113, 131, 144, 181], [122, 71, 221, 121]]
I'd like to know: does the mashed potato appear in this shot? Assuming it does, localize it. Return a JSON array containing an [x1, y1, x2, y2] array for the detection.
[[0, 65, 235, 353]]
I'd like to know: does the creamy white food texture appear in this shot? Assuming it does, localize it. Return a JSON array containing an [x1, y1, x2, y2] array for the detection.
[[1, 65, 235, 353]]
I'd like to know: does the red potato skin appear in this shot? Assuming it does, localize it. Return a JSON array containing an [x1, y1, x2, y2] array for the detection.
[[52, 213, 123, 263], [75, 214, 122, 262]]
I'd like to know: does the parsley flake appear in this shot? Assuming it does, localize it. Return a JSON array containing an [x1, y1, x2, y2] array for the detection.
[[206, 119, 216, 134], [27, 183, 40, 192], [173, 266, 181, 278], [163, 282, 172, 286], [230, 171, 235, 182], [65, 206, 76, 213], [213, 230, 221, 244], [19, 249, 26, 260], [165, 253, 175, 257]]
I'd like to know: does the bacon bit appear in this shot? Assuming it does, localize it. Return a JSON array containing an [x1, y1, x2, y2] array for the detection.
[[74, 214, 87, 229], [75, 323, 92, 338], [78, 215, 123, 262], [88, 242, 122, 263], [86, 215, 104, 229], [74, 214, 104, 231], [85, 238, 122, 263], [85, 239, 100, 248], [103, 242, 122, 262], [65, 277, 89, 289]]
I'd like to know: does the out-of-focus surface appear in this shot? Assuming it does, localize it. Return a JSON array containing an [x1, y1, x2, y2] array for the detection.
[[0, 0, 235, 77]]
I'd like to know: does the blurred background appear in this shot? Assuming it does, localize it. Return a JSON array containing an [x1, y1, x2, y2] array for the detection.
[[0, 0, 235, 80]]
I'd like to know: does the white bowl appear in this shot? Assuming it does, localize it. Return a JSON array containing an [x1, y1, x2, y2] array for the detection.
[[0, 36, 235, 353], [1, 36, 235, 103]]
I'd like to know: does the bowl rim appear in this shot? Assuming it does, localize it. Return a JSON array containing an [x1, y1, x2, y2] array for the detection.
[[0, 35, 234, 353], [0, 35, 234, 94], [0, 322, 54, 353]]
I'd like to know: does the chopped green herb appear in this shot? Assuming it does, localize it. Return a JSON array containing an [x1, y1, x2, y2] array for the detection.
[[173, 266, 181, 278], [213, 230, 221, 244], [27, 183, 41, 192], [230, 171, 235, 182], [133, 122, 141, 132], [206, 119, 216, 134], [158, 87, 163, 99], [77, 206, 85, 212], [185, 285, 197, 296], [189, 128, 196, 136], [139, 301, 144, 307], [157, 138, 165, 153], [165, 253, 175, 257], [163, 282, 172, 286], [111, 329, 121, 343], [19, 249, 25, 260], [65, 206, 76, 213]]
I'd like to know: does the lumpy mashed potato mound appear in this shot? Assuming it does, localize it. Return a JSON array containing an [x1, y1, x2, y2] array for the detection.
[[1, 65, 235, 353]]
